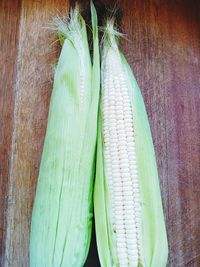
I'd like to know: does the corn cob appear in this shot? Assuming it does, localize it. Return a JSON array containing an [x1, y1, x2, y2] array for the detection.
[[94, 21, 168, 267], [30, 3, 99, 267]]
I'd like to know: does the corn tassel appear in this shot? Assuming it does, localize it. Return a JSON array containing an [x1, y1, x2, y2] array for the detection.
[[94, 21, 168, 267], [30, 3, 99, 267]]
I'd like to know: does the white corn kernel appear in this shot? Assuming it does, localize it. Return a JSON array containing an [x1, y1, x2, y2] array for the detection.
[[102, 47, 142, 266]]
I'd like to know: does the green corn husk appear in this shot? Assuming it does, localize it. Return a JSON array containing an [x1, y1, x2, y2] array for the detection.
[[94, 21, 168, 267], [30, 3, 99, 267]]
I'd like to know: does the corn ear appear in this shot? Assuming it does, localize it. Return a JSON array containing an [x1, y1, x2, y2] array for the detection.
[[30, 3, 99, 267], [94, 21, 168, 267]]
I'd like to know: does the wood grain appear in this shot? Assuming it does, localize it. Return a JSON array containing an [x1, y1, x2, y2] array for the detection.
[[0, 1, 21, 265], [0, 0, 200, 266]]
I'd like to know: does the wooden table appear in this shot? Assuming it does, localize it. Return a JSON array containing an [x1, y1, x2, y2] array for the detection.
[[0, 0, 200, 266]]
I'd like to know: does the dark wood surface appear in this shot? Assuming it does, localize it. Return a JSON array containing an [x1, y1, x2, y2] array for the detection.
[[0, 1, 21, 265], [0, 0, 200, 266]]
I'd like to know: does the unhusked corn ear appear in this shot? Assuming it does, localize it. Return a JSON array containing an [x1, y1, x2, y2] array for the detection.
[[94, 20, 168, 267], [30, 3, 100, 267]]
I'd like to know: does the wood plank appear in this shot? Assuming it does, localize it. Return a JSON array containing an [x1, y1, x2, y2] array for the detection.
[[162, 2, 200, 266], [3, 1, 68, 266], [0, 1, 21, 265]]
